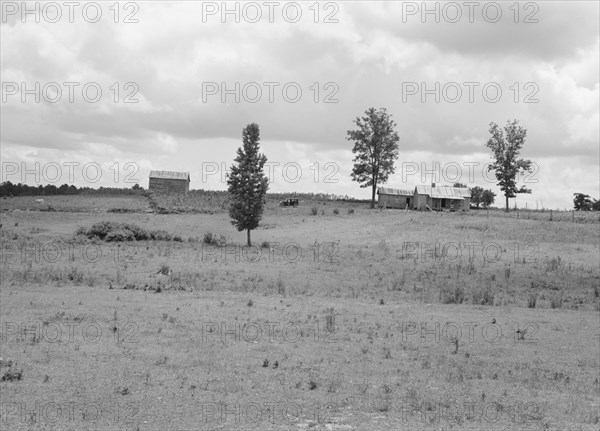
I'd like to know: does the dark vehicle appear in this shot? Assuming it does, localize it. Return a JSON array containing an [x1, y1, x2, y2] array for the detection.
[[279, 198, 299, 207]]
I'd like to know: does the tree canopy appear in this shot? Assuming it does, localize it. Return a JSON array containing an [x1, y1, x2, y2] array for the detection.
[[227, 123, 269, 246], [348, 107, 400, 208]]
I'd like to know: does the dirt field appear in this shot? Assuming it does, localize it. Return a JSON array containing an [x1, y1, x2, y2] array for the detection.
[[1, 195, 599, 430]]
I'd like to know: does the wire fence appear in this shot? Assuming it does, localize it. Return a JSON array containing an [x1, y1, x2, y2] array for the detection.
[[466, 208, 600, 224]]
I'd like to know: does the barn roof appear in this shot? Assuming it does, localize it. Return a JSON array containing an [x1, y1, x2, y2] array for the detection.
[[415, 185, 471, 200], [149, 170, 190, 181], [378, 187, 413, 196]]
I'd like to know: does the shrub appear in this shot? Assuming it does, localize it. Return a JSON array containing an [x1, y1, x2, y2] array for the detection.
[[173, 235, 183, 242], [203, 232, 226, 246], [347, 208, 355, 214], [105, 229, 135, 242], [333, 208, 339, 215], [1, 369, 22, 382], [151, 230, 170, 241], [310, 207, 318, 215], [157, 264, 170, 275], [67, 267, 84, 284], [550, 292, 563, 309], [260, 241, 270, 249], [76, 221, 158, 242], [528, 293, 537, 308]]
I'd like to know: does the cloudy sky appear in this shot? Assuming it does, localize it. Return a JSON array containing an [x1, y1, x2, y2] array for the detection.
[[1, 1, 598, 209]]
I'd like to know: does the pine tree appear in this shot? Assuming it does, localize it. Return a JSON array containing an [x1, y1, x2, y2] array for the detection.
[[227, 123, 269, 246]]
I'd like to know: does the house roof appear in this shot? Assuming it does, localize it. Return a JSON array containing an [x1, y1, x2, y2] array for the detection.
[[415, 185, 471, 200], [378, 187, 413, 196], [149, 170, 190, 181]]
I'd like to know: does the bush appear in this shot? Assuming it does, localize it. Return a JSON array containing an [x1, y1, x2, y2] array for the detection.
[[261, 241, 270, 249], [203, 232, 226, 246], [333, 208, 339, 215], [105, 229, 135, 242], [67, 267, 84, 284], [347, 208, 355, 214], [76, 221, 179, 242], [310, 207, 318, 215], [157, 264, 170, 275]]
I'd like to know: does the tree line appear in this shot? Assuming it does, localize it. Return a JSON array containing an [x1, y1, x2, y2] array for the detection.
[[0, 182, 144, 197]]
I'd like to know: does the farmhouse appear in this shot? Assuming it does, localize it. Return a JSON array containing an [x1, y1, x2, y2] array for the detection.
[[148, 170, 190, 194], [413, 184, 471, 211], [377, 187, 413, 209]]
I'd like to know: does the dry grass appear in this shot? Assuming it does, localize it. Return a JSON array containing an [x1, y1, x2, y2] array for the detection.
[[0, 196, 599, 430]]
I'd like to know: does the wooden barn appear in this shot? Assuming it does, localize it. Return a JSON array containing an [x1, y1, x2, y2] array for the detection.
[[377, 187, 414, 209], [148, 170, 190, 194], [413, 184, 471, 211]]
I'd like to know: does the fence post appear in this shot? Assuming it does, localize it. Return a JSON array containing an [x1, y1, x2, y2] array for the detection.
[[550, 210, 553, 221], [572, 210, 575, 223]]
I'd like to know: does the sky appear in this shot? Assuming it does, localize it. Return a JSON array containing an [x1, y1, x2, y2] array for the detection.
[[1, 1, 599, 209]]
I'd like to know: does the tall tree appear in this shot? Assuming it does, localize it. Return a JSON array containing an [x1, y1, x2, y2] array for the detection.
[[347, 107, 400, 208], [470, 186, 484, 209], [486, 120, 533, 212], [573, 193, 593, 211], [481, 189, 496, 208], [227, 123, 269, 246]]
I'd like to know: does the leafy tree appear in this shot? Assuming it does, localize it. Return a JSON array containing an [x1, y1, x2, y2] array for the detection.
[[470, 186, 484, 209], [453, 182, 467, 188], [347, 107, 400, 208], [227, 123, 269, 246], [481, 189, 496, 208], [593, 199, 600, 211], [573, 193, 593, 211], [486, 120, 533, 212]]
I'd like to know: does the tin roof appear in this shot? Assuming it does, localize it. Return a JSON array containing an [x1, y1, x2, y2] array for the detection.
[[378, 187, 413, 196], [149, 170, 190, 181], [415, 185, 470, 200]]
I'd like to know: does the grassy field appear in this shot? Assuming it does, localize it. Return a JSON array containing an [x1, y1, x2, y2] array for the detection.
[[1, 194, 599, 430], [0, 195, 151, 213]]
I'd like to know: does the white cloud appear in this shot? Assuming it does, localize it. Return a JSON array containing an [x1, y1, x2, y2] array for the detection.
[[1, 1, 598, 209]]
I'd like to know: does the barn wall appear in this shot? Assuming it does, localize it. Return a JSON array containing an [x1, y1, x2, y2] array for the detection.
[[462, 197, 471, 210], [149, 178, 189, 194], [413, 194, 470, 211], [378, 194, 410, 209], [413, 193, 429, 210]]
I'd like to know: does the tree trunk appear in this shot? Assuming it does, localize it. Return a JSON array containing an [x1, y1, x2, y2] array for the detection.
[[505, 195, 509, 213], [371, 183, 376, 209], [247, 229, 251, 247]]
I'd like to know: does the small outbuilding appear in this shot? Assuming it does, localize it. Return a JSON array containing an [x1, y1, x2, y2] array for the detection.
[[377, 187, 414, 209], [148, 170, 190, 194], [413, 184, 471, 211]]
